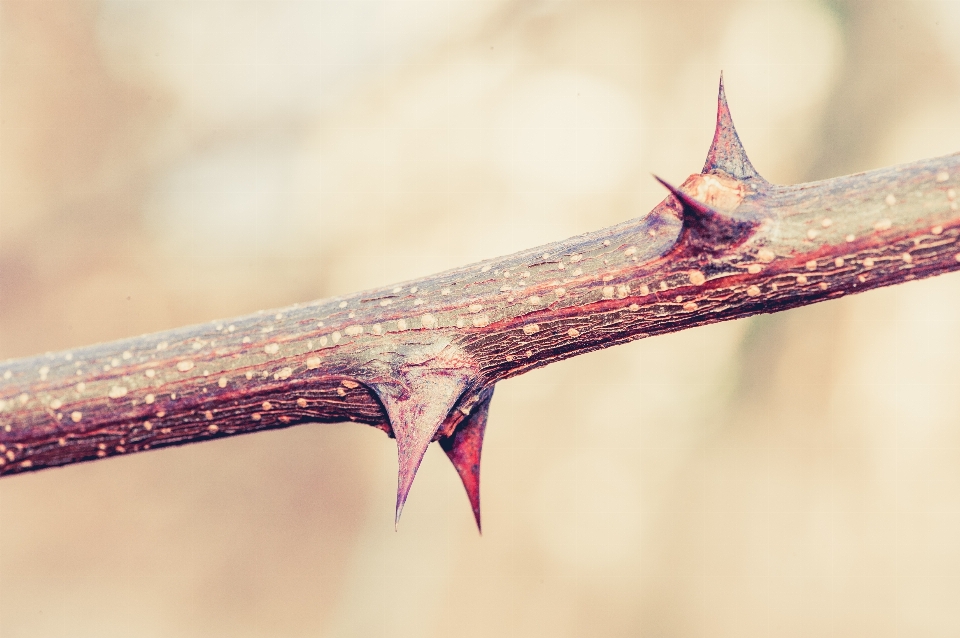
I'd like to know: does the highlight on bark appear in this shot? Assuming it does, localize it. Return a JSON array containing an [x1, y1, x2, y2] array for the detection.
[[2, 76, 959, 531]]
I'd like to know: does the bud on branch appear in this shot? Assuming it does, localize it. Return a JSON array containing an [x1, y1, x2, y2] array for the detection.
[[2, 78, 958, 530]]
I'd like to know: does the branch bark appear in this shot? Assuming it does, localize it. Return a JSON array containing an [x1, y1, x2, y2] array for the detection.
[[2, 79, 959, 527]]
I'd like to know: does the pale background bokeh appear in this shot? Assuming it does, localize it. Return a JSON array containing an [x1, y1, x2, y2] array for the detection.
[[2, 1, 960, 636]]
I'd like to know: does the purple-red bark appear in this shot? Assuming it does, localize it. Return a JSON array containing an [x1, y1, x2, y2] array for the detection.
[[2, 78, 959, 529]]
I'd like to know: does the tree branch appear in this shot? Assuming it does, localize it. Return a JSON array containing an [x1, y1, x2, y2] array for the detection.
[[2, 78, 959, 528]]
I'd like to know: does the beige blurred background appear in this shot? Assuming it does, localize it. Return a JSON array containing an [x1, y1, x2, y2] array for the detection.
[[2, 1, 960, 636]]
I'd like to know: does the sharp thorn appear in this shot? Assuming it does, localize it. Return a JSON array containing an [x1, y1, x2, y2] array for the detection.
[[653, 174, 759, 252], [439, 386, 495, 533], [702, 73, 763, 181], [368, 370, 472, 528], [653, 174, 715, 218]]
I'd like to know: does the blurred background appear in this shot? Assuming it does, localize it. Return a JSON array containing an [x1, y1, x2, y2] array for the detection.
[[2, 1, 960, 636]]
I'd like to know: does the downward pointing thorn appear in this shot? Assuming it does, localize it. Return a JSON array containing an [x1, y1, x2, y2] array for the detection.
[[440, 386, 495, 533], [367, 366, 473, 529]]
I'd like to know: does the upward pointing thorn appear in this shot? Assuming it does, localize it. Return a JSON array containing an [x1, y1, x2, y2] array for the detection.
[[702, 74, 763, 181]]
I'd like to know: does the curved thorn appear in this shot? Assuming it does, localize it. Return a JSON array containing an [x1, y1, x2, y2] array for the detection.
[[654, 175, 715, 218], [702, 73, 763, 181], [439, 386, 495, 533], [654, 174, 759, 252]]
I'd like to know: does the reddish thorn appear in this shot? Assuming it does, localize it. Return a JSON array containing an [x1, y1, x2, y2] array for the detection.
[[702, 73, 763, 181], [440, 387, 494, 533], [653, 175, 759, 252], [653, 175, 715, 218]]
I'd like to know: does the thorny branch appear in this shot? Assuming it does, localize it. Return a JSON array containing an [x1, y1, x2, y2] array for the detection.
[[2, 78, 959, 530]]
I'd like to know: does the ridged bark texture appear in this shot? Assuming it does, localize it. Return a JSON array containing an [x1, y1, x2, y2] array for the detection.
[[2, 78, 959, 529]]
